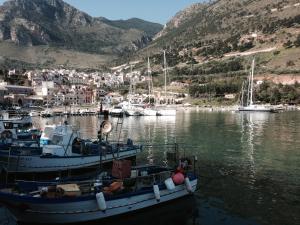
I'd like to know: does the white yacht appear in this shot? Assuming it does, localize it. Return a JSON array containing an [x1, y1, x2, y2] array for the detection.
[[157, 108, 177, 116], [143, 57, 158, 116], [238, 58, 277, 113], [156, 51, 176, 116], [110, 106, 124, 117], [143, 108, 157, 116]]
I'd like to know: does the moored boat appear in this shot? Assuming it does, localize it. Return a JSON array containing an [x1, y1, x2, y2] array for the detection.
[[124, 105, 144, 116], [143, 108, 157, 116], [0, 123, 142, 173], [110, 106, 124, 117], [157, 108, 176, 116], [238, 58, 277, 113], [0, 161, 197, 224]]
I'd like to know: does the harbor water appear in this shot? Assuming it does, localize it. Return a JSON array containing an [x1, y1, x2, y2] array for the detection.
[[1, 110, 299, 225]]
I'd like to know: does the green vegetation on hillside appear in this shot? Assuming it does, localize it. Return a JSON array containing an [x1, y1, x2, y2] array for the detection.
[[188, 79, 300, 105], [189, 78, 242, 98], [101, 18, 163, 37], [172, 58, 244, 77], [256, 81, 300, 104]]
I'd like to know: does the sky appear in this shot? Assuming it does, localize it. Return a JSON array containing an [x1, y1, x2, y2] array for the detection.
[[0, 0, 203, 24]]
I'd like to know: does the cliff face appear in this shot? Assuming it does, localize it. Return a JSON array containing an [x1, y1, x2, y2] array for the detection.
[[154, 3, 207, 40], [0, 0, 162, 54]]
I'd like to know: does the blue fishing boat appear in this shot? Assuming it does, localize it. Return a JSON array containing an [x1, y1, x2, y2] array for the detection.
[[0, 123, 142, 173], [0, 161, 197, 224]]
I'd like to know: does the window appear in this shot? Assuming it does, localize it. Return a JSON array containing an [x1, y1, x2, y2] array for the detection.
[[51, 135, 63, 145], [3, 123, 13, 129]]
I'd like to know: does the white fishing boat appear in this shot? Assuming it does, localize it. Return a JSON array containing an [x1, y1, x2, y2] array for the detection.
[[0, 162, 197, 224], [0, 123, 142, 173], [238, 58, 277, 113]]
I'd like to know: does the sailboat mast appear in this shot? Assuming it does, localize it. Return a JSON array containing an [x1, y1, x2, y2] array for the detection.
[[130, 64, 133, 95], [147, 57, 151, 104], [247, 71, 251, 106], [250, 58, 255, 105], [163, 50, 167, 100], [241, 81, 245, 107]]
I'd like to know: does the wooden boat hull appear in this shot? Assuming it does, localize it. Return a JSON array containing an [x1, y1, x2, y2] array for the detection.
[[0, 179, 197, 224]]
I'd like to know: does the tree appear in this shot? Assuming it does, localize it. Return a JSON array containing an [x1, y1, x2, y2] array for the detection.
[[294, 35, 300, 47], [283, 40, 293, 48], [270, 88, 281, 104], [286, 60, 295, 67]]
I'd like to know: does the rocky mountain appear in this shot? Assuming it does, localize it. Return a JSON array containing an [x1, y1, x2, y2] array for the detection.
[[154, 3, 207, 40], [123, 0, 300, 97], [0, 0, 163, 61], [142, 0, 300, 67]]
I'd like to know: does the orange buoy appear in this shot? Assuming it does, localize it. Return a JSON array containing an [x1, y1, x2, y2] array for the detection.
[[172, 172, 185, 185], [109, 182, 123, 192]]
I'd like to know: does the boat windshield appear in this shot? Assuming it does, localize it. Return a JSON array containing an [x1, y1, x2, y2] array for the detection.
[[51, 135, 63, 145], [43, 127, 54, 139]]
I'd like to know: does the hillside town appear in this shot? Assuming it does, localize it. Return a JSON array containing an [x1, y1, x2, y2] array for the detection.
[[0, 66, 150, 108]]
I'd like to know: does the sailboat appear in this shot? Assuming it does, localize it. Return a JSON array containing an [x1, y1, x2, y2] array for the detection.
[[238, 58, 276, 112], [143, 57, 158, 116], [123, 65, 144, 116], [157, 51, 176, 116]]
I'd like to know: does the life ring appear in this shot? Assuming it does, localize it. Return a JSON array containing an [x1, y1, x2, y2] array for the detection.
[[1, 130, 13, 139]]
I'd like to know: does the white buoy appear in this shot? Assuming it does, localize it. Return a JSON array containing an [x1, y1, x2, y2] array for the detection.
[[153, 185, 160, 201], [164, 178, 175, 191], [96, 192, 107, 211], [184, 177, 193, 193]]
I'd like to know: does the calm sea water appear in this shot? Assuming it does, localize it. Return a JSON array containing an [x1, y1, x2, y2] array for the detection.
[[1, 110, 299, 225]]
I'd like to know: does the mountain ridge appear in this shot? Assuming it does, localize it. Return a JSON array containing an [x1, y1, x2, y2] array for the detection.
[[133, 0, 300, 76], [0, 0, 163, 65]]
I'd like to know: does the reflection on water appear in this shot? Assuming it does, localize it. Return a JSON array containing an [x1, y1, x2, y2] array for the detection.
[[239, 112, 271, 187], [24, 111, 300, 225], [83, 196, 197, 225]]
